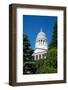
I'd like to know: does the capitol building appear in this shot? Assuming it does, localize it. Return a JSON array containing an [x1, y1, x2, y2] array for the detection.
[[32, 28, 48, 60]]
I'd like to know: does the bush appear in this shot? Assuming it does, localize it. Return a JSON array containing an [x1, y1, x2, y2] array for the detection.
[[39, 47, 57, 73], [34, 60, 44, 74], [23, 62, 36, 74], [39, 61, 57, 73], [46, 47, 57, 68], [23, 47, 57, 74]]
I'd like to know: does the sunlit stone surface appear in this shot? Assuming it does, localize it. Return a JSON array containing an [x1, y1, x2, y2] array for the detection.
[[32, 28, 48, 60]]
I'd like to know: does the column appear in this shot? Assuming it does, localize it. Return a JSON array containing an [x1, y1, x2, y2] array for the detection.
[[38, 54, 39, 60], [41, 54, 43, 59], [34, 55, 36, 60]]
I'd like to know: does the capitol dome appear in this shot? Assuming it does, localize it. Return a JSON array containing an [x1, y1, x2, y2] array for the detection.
[[32, 28, 48, 60], [35, 28, 48, 49], [36, 28, 46, 42]]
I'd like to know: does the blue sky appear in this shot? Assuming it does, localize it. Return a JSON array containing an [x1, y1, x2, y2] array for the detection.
[[23, 15, 57, 49]]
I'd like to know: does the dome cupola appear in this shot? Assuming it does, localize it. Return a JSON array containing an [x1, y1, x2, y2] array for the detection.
[[35, 28, 48, 50], [32, 28, 48, 60], [36, 28, 46, 42]]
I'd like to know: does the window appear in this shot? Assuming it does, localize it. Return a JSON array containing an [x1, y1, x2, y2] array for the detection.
[[39, 40, 40, 45], [36, 55, 38, 60], [42, 54, 45, 59], [42, 54, 44, 59], [41, 40, 42, 43], [39, 54, 41, 60], [43, 40, 44, 45]]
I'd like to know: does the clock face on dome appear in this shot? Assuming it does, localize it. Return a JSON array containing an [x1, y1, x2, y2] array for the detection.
[[23, 15, 57, 75]]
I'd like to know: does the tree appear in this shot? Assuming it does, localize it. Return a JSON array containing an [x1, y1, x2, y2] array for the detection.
[[23, 33, 34, 74], [49, 21, 57, 48], [46, 47, 57, 68], [35, 60, 44, 74], [39, 21, 57, 73], [23, 33, 33, 62], [23, 62, 36, 74], [39, 48, 57, 73]]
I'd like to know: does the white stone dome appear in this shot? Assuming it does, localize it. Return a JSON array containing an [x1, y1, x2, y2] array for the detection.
[[36, 28, 47, 42], [32, 28, 48, 60], [35, 28, 48, 52]]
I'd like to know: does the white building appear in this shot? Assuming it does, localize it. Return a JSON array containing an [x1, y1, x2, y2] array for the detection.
[[32, 28, 48, 60]]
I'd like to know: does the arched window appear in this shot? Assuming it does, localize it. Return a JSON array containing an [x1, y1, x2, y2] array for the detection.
[[39, 40, 40, 45], [43, 40, 44, 45], [41, 40, 42, 45]]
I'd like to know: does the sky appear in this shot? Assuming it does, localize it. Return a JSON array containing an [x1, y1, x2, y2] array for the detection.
[[23, 15, 57, 49]]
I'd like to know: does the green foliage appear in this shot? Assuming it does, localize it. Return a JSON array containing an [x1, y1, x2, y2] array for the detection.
[[33, 48, 57, 74], [40, 62, 57, 73], [23, 21, 57, 74], [46, 48, 57, 68], [23, 47, 57, 74], [34, 60, 44, 74], [38, 21, 57, 74], [23, 62, 37, 74], [23, 33, 33, 62], [49, 21, 57, 48]]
